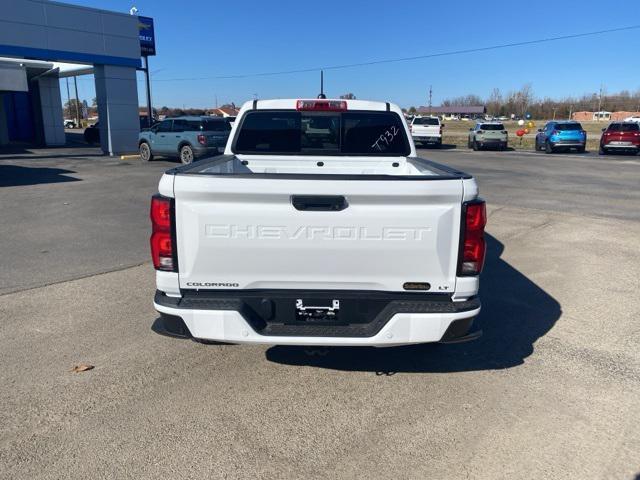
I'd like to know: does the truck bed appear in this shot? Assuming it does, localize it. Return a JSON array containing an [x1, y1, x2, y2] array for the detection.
[[166, 154, 471, 180]]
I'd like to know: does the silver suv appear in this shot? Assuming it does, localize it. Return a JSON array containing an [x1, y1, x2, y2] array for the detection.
[[139, 116, 231, 164], [468, 122, 508, 151]]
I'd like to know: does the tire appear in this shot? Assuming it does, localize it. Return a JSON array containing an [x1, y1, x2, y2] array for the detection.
[[599, 145, 607, 155], [180, 144, 194, 164], [534, 138, 541, 151], [436, 139, 442, 149], [576, 146, 585, 154], [139, 142, 153, 162], [472, 140, 479, 151], [468, 137, 473, 149], [545, 141, 553, 154]]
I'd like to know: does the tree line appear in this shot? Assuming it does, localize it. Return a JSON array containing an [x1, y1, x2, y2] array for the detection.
[[405, 85, 640, 119]]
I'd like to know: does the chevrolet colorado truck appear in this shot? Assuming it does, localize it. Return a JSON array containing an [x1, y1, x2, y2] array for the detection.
[[151, 98, 486, 346]]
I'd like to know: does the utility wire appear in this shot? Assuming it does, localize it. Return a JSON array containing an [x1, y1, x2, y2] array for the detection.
[[152, 24, 640, 82]]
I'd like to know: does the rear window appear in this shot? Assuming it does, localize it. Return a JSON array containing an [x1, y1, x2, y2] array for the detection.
[[234, 111, 410, 156], [412, 117, 439, 126], [555, 123, 582, 131], [480, 124, 504, 130], [187, 120, 231, 132], [607, 123, 639, 132]]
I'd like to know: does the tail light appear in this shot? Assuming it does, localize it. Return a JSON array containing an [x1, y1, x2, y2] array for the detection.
[[197, 134, 207, 145], [409, 124, 413, 132], [440, 125, 443, 134], [458, 200, 487, 276], [296, 100, 347, 111], [150, 194, 177, 272]]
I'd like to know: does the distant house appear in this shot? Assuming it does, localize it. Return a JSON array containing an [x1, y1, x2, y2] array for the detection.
[[572, 111, 640, 122], [210, 106, 239, 118], [416, 105, 486, 120]]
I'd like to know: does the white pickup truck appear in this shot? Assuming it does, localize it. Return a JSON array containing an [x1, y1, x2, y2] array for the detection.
[[151, 98, 486, 346], [410, 116, 443, 147]]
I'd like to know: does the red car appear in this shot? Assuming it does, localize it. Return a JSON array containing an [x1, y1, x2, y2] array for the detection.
[[599, 122, 640, 155]]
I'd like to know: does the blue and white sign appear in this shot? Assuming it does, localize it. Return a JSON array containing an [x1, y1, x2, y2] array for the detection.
[[138, 16, 156, 56]]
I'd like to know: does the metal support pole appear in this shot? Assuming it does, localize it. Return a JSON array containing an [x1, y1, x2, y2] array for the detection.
[[143, 56, 153, 127], [65, 78, 71, 121], [73, 76, 81, 127]]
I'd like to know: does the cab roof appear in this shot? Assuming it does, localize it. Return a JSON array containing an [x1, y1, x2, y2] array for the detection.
[[238, 98, 400, 113]]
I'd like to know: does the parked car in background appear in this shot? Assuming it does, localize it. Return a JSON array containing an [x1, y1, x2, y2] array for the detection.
[[83, 122, 100, 144], [138, 116, 231, 163], [623, 116, 640, 123], [84, 116, 157, 145], [535, 121, 586, 153], [410, 116, 443, 147], [599, 122, 640, 155], [468, 122, 508, 150], [63, 119, 76, 129]]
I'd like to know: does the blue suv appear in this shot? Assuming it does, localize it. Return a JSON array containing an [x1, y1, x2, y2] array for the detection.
[[535, 121, 586, 153], [139, 116, 231, 163]]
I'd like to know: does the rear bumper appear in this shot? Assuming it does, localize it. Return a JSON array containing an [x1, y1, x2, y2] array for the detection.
[[478, 139, 507, 147], [412, 134, 442, 143], [193, 145, 223, 157], [153, 290, 480, 346], [602, 142, 640, 149], [550, 140, 585, 147]]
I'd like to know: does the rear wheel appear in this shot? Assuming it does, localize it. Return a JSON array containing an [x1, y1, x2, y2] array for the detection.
[[576, 145, 586, 153], [599, 145, 607, 155], [180, 144, 194, 164], [467, 137, 473, 149], [139, 142, 153, 162], [545, 141, 554, 154], [472, 140, 479, 151]]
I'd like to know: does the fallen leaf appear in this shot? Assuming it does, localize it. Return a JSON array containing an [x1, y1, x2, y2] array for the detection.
[[71, 363, 94, 373]]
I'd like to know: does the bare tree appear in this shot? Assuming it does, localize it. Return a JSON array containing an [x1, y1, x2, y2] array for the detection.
[[487, 88, 503, 116]]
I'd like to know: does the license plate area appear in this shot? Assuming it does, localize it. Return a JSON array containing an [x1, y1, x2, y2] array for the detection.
[[295, 299, 341, 323]]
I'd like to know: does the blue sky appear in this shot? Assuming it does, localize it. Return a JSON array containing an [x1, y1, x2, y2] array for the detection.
[[67, 0, 640, 109]]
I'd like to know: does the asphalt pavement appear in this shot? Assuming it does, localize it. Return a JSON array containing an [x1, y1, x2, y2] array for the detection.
[[0, 146, 639, 479]]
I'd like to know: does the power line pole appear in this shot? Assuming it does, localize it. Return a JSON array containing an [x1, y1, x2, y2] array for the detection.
[[428, 85, 432, 115], [597, 83, 603, 121]]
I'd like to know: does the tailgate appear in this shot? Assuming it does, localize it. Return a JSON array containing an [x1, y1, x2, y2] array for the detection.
[[412, 125, 439, 136], [173, 175, 463, 292]]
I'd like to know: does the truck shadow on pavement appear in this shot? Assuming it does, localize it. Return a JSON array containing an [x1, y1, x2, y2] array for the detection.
[[0, 165, 80, 187], [265, 234, 562, 373]]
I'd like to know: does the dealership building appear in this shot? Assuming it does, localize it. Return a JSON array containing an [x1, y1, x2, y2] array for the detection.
[[0, 0, 150, 155]]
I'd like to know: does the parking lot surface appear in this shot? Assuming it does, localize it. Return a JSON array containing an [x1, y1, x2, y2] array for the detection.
[[1, 147, 639, 479]]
